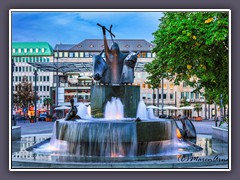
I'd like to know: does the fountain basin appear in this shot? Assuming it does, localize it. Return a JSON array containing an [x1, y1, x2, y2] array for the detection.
[[54, 119, 186, 156]]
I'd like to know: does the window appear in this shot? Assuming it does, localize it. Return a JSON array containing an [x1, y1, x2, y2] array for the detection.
[[29, 66, 32, 72], [15, 67, 18, 72], [163, 94, 167, 99], [195, 93, 199, 99], [36, 48, 39, 53], [186, 92, 190, 99], [25, 57, 28, 62], [43, 76, 46, 81], [181, 92, 185, 98], [43, 86, 46, 91], [19, 58, 21, 62], [18, 48, 21, 53], [22, 67, 25, 72], [40, 76, 42, 81], [141, 52, 146, 58], [147, 52, 151, 58], [142, 84, 146, 88], [41, 48, 45, 53], [13, 49, 16, 53], [15, 76, 18, 82], [47, 76, 49, 81], [19, 67, 21, 72], [152, 53, 156, 58], [74, 52, 79, 57], [19, 76, 21, 81], [191, 92, 194, 99], [59, 52, 63, 57], [170, 93, 174, 100], [80, 52, 84, 57], [170, 83, 174, 90], [24, 48, 27, 53], [29, 76, 32, 81], [183, 82, 187, 87], [47, 58, 50, 62], [30, 48, 33, 53], [164, 84, 167, 89], [64, 52, 68, 57], [40, 86, 42, 91], [54, 52, 58, 57], [69, 52, 74, 58], [84, 52, 90, 58], [47, 86, 49, 91]]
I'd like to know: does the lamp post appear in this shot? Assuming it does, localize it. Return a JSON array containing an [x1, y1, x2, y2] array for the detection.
[[55, 48, 59, 107], [11, 58, 15, 125], [34, 69, 38, 123], [161, 78, 164, 115]]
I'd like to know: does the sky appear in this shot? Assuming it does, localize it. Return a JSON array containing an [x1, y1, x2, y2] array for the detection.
[[11, 11, 163, 47]]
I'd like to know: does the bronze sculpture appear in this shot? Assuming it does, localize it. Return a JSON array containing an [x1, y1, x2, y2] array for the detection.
[[65, 98, 80, 121], [93, 24, 138, 85]]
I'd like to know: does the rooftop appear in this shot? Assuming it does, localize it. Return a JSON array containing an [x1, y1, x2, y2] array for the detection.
[[54, 39, 154, 52], [12, 42, 53, 56]]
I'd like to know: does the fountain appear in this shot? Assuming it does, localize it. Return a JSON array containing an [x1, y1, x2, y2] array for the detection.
[[29, 24, 202, 159]]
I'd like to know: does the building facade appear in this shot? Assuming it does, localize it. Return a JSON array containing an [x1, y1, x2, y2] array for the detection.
[[11, 40, 220, 119], [12, 42, 54, 109]]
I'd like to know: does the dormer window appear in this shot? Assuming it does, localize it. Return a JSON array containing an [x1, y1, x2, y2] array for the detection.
[[89, 44, 94, 48], [30, 48, 33, 53], [36, 48, 39, 53], [41, 48, 45, 53], [24, 48, 27, 53], [18, 48, 21, 53], [13, 49, 16, 53]]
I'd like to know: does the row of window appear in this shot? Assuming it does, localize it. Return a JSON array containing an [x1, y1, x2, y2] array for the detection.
[[54, 51, 156, 58], [13, 48, 45, 54], [39, 96, 50, 103], [180, 92, 203, 99], [13, 66, 43, 73], [142, 93, 174, 100], [14, 85, 50, 92], [13, 57, 50, 63], [14, 76, 50, 82], [141, 83, 175, 90]]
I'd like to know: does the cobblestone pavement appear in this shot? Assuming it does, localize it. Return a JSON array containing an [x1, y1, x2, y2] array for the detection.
[[16, 119, 216, 135]]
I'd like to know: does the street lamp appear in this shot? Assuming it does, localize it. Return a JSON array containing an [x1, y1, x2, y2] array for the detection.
[[34, 69, 38, 122], [161, 78, 164, 115], [11, 58, 16, 125]]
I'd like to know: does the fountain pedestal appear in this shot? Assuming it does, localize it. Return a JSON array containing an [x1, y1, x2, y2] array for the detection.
[[91, 85, 140, 118]]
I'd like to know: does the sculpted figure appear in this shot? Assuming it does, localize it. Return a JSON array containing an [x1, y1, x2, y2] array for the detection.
[[65, 99, 80, 121], [121, 51, 139, 84], [93, 50, 111, 84], [179, 115, 196, 138], [98, 24, 127, 84]]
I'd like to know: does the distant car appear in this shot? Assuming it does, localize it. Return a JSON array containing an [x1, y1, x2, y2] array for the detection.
[[39, 113, 47, 121]]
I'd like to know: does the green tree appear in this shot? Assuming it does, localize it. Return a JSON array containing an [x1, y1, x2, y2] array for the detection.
[[145, 12, 229, 106], [14, 76, 38, 117], [194, 103, 203, 117], [43, 97, 52, 113]]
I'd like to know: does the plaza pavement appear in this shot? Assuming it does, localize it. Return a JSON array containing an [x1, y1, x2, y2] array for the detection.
[[16, 119, 216, 136]]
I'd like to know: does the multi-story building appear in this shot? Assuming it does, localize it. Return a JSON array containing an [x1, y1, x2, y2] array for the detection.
[[12, 42, 54, 109], [12, 40, 220, 119]]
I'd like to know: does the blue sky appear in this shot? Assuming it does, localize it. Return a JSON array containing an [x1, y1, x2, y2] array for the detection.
[[11, 11, 163, 47]]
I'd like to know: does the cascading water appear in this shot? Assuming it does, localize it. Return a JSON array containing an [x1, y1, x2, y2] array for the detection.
[[77, 102, 91, 119], [136, 100, 147, 119], [104, 97, 124, 119]]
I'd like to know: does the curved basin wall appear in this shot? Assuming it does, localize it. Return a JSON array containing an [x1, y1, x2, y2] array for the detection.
[[55, 119, 178, 157]]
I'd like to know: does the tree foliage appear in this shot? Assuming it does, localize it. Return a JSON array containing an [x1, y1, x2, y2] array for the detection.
[[145, 12, 229, 105], [14, 76, 38, 115]]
